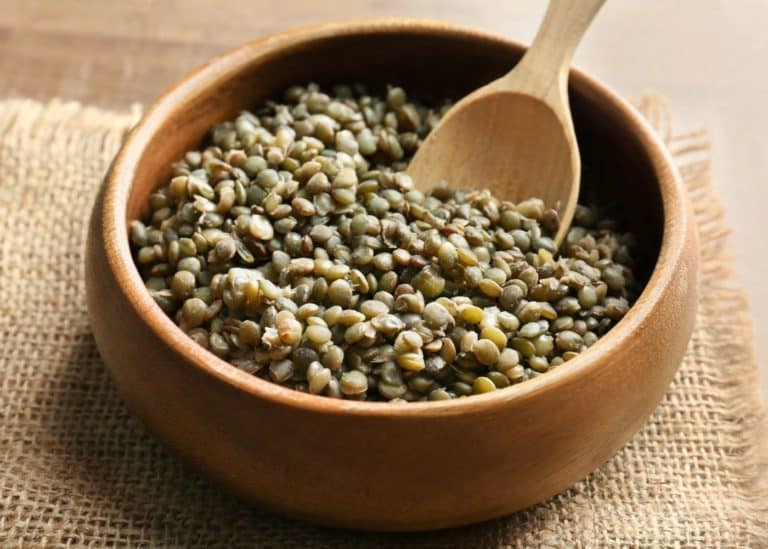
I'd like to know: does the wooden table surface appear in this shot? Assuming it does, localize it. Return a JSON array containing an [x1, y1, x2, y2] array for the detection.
[[2, 0, 765, 402]]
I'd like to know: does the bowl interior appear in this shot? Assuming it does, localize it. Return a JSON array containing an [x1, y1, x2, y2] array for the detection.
[[126, 24, 663, 309]]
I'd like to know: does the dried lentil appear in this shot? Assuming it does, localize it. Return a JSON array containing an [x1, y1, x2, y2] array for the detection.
[[131, 82, 640, 401]]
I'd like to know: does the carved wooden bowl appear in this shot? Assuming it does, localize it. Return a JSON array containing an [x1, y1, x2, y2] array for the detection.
[[86, 19, 699, 531]]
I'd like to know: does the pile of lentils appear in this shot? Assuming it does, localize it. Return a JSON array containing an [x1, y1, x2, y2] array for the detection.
[[130, 83, 638, 402]]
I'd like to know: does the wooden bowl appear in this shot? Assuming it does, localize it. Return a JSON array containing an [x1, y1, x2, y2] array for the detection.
[[86, 19, 699, 531]]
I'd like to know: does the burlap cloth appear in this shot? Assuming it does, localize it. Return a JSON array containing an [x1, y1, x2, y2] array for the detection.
[[0, 95, 765, 548]]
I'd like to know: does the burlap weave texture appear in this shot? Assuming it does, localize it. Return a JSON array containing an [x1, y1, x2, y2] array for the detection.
[[0, 97, 765, 547]]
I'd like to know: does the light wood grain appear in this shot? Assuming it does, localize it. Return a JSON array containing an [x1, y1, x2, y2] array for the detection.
[[409, 0, 604, 245]]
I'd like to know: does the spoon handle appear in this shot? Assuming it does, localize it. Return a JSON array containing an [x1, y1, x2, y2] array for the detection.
[[500, 0, 605, 97]]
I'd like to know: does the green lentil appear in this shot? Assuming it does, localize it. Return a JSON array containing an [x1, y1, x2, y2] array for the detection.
[[181, 297, 207, 328], [327, 279, 353, 307], [305, 325, 332, 345], [518, 302, 542, 323], [487, 370, 510, 388], [478, 278, 503, 298], [422, 302, 453, 329], [170, 270, 196, 300], [397, 352, 426, 372], [131, 82, 640, 402], [529, 355, 549, 373], [269, 360, 294, 383], [583, 331, 599, 347], [459, 305, 484, 324], [428, 388, 452, 401], [308, 364, 333, 395], [578, 285, 598, 309], [322, 345, 345, 371], [519, 322, 544, 339], [275, 310, 303, 344], [480, 326, 507, 349], [394, 330, 423, 352], [532, 334, 555, 356], [412, 267, 445, 299], [360, 299, 389, 318], [474, 339, 501, 366], [472, 376, 497, 394], [512, 337, 536, 358], [497, 348, 520, 372], [556, 330, 583, 352]]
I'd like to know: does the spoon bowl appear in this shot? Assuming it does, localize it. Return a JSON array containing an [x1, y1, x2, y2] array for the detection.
[[408, 89, 578, 230], [408, 0, 604, 245]]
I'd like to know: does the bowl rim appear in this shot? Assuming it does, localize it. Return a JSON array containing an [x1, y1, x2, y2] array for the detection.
[[101, 18, 689, 418]]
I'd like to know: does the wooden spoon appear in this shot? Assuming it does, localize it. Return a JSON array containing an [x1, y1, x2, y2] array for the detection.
[[407, 0, 605, 246]]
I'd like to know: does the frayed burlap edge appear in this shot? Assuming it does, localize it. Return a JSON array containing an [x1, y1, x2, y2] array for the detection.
[[636, 92, 768, 541]]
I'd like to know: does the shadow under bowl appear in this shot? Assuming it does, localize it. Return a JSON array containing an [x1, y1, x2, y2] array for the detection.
[[86, 19, 699, 532]]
